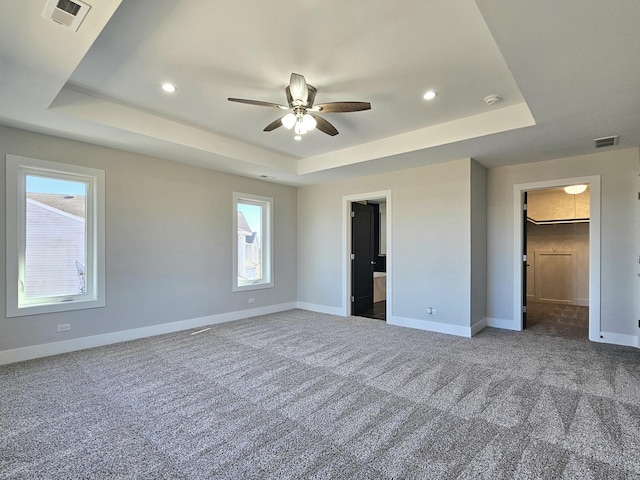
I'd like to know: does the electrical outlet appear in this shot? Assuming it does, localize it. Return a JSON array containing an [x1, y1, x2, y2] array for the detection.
[[248, 298, 255, 304], [427, 307, 436, 315], [56, 323, 71, 332], [432, 308, 437, 315]]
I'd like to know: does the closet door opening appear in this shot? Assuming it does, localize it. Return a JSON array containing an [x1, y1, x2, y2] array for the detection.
[[524, 185, 591, 337]]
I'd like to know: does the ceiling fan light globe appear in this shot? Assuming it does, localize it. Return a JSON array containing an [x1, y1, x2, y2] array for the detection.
[[302, 114, 317, 131], [281, 113, 296, 129]]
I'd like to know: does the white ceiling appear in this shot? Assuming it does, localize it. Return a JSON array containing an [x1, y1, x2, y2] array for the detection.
[[1, 0, 639, 186]]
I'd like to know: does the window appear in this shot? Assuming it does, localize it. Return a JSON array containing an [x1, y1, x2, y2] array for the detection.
[[5, 155, 105, 317], [233, 192, 273, 291]]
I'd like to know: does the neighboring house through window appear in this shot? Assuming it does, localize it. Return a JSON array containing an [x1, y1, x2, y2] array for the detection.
[[233, 192, 273, 291], [25, 192, 87, 298], [5, 155, 105, 317]]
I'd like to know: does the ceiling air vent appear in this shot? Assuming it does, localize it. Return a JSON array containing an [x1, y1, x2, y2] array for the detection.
[[594, 135, 619, 149], [43, 0, 91, 32]]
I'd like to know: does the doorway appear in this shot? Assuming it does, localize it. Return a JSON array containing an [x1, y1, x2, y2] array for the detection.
[[524, 186, 590, 337], [513, 177, 601, 341], [343, 191, 392, 322]]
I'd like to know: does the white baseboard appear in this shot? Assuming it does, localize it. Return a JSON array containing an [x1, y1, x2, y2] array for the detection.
[[596, 331, 638, 348], [486, 317, 521, 331], [0, 302, 297, 365], [471, 318, 487, 336], [296, 302, 345, 317], [388, 316, 474, 338]]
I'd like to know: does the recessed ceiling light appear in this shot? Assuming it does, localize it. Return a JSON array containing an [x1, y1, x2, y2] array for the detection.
[[423, 90, 438, 100], [294, 135, 302, 141], [162, 83, 177, 93]]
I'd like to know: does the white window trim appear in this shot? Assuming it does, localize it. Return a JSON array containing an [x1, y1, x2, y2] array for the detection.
[[233, 192, 273, 292], [5, 155, 106, 317]]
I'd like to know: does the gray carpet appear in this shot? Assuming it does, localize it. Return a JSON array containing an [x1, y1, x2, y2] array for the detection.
[[1, 309, 640, 479]]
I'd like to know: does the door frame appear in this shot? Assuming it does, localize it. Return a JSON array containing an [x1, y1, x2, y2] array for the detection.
[[513, 176, 601, 341], [343, 190, 392, 320]]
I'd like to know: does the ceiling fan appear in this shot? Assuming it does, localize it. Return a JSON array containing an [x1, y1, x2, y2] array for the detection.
[[228, 73, 371, 137]]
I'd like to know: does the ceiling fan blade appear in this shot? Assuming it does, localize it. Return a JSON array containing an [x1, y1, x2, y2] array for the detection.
[[313, 101, 371, 113], [228, 98, 289, 110], [311, 114, 339, 136], [285, 86, 294, 107], [289, 73, 308, 104], [263, 117, 284, 132], [306, 85, 317, 108]]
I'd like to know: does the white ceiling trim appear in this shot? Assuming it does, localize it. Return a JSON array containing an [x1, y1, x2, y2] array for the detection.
[[298, 102, 536, 175], [50, 86, 535, 178], [50, 86, 299, 173]]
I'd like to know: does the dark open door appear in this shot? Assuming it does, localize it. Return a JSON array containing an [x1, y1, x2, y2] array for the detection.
[[522, 191, 528, 329], [351, 202, 375, 316]]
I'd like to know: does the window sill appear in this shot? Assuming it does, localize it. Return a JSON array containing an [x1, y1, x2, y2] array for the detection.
[[233, 282, 274, 293], [8, 298, 106, 318]]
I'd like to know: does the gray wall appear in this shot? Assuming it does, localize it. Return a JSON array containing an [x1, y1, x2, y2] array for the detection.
[[298, 158, 484, 330], [470, 159, 487, 327], [487, 147, 640, 336], [0, 126, 297, 352], [3, 123, 637, 353]]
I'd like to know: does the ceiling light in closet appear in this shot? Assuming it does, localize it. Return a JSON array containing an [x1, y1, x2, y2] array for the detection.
[[564, 185, 588, 195]]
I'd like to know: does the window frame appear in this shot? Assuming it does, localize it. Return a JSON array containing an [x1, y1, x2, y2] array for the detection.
[[232, 192, 273, 292], [5, 155, 106, 317]]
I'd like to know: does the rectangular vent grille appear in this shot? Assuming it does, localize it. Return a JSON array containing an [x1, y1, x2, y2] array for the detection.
[[43, 0, 90, 32], [57, 0, 81, 16], [594, 135, 619, 148]]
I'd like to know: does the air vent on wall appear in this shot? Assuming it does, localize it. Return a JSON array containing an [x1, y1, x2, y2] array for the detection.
[[594, 135, 619, 149], [43, 0, 91, 32]]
